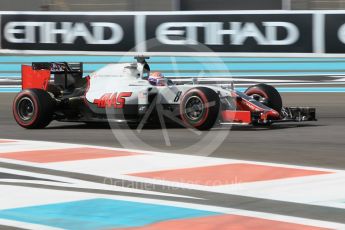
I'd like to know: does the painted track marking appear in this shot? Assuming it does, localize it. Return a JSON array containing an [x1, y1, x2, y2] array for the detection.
[[1, 138, 345, 229]]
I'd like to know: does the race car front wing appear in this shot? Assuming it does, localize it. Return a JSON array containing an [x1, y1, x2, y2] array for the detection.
[[221, 107, 316, 125], [277, 107, 317, 123]]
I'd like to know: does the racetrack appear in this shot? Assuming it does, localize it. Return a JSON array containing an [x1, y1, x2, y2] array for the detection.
[[1, 92, 345, 228], [1, 92, 345, 169]]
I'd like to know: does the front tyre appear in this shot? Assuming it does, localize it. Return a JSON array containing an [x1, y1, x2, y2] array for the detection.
[[245, 83, 282, 113], [13, 89, 55, 129], [180, 87, 220, 130]]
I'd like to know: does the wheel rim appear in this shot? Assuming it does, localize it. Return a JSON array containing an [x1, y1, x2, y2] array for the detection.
[[17, 97, 35, 121], [184, 96, 205, 121]]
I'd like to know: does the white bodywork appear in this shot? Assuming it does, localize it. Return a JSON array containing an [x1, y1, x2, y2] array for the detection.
[[86, 63, 150, 106], [85, 62, 231, 110]]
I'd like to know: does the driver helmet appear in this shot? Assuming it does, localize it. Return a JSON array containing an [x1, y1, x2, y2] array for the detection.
[[148, 72, 165, 86]]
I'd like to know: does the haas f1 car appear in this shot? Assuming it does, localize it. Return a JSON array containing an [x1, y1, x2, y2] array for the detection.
[[13, 57, 316, 130]]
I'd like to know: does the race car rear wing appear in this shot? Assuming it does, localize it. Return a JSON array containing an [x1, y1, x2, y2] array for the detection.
[[32, 62, 83, 74], [22, 62, 83, 90]]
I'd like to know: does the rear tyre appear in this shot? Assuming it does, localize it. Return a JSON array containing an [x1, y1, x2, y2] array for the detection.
[[245, 83, 282, 113], [13, 89, 55, 129], [180, 87, 220, 130]]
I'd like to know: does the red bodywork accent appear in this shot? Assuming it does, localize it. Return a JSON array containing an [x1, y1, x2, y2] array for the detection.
[[21, 65, 50, 90], [222, 91, 280, 123], [93, 92, 132, 109], [117, 92, 133, 109], [260, 110, 280, 120], [221, 111, 251, 123]]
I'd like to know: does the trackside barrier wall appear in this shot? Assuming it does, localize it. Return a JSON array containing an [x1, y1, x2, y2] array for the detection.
[[0, 10, 345, 56], [2, 11, 345, 92]]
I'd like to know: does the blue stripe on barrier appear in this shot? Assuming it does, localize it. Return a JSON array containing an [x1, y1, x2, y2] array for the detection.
[[151, 63, 345, 71], [278, 87, 345, 92], [3, 87, 345, 93], [0, 64, 107, 72], [2, 72, 345, 78], [163, 72, 345, 77], [0, 198, 219, 230], [240, 87, 345, 92], [0, 56, 345, 90], [0, 88, 21, 93], [0, 73, 19, 77], [0, 56, 344, 78], [2, 62, 345, 72], [1, 56, 345, 63]]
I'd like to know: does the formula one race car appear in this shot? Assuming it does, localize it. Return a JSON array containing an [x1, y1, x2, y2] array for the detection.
[[13, 56, 316, 130]]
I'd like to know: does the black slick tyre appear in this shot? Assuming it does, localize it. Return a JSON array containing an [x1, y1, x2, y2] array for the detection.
[[244, 83, 282, 113], [13, 89, 55, 129], [180, 87, 220, 130]]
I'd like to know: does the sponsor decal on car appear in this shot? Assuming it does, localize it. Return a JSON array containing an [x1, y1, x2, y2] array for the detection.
[[93, 92, 132, 109]]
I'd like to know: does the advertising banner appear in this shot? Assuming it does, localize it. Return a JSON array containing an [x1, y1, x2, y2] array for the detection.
[[0, 11, 344, 55], [146, 14, 313, 53], [1, 14, 135, 51]]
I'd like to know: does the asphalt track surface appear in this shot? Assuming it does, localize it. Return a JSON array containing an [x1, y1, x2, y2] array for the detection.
[[1, 92, 345, 226], [1, 92, 345, 169]]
